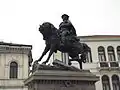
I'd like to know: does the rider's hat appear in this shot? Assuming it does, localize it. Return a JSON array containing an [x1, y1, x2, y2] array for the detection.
[[61, 14, 69, 19]]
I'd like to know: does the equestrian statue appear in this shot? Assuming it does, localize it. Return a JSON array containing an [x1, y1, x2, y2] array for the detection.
[[34, 14, 90, 69]]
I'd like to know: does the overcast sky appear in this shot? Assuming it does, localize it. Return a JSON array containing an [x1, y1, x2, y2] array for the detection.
[[0, 0, 120, 61]]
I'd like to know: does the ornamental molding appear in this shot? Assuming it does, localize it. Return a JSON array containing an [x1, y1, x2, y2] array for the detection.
[[0, 45, 31, 54]]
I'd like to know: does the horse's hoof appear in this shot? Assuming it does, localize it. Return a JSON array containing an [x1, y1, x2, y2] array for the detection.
[[68, 62, 72, 65]]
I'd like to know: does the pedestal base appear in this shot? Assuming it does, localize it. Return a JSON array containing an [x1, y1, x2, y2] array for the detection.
[[25, 69, 99, 90]]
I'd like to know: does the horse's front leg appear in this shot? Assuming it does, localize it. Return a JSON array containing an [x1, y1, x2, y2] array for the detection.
[[68, 59, 72, 65], [42, 44, 56, 64], [78, 61, 82, 69], [37, 45, 50, 62], [81, 53, 87, 63]]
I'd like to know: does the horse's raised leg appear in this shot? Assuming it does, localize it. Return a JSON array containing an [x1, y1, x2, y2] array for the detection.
[[81, 53, 87, 63], [37, 45, 50, 62], [79, 53, 88, 69], [68, 59, 72, 65], [42, 45, 56, 64], [79, 61, 82, 69]]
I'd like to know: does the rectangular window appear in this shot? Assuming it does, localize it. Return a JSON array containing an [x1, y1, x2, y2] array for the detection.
[[113, 83, 119, 90], [110, 62, 118, 67], [117, 52, 120, 61], [98, 52, 106, 62], [86, 52, 92, 63], [108, 53, 115, 61], [100, 62, 108, 67], [103, 84, 110, 90]]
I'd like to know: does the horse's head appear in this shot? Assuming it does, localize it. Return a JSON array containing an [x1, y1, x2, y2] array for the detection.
[[39, 25, 46, 40], [82, 43, 91, 53], [39, 22, 56, 40], [80, 43, 91, 54], [39, 22, 51, 33]]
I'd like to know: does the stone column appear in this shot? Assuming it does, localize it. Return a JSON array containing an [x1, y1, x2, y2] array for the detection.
[[109, 75, 113, 90]]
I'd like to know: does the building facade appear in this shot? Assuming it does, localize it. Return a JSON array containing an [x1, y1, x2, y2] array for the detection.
[[53, 35, 120, 90], [0, 42, 33, 90]]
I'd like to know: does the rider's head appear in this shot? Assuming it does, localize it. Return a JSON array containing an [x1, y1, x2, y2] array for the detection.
[[61, 14, 69, 21]]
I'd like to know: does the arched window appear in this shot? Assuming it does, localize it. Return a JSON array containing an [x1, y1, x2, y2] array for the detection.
[[10, 61, 18, 79], [102, 75, 111, 90], [98, 46, 106, 61], [112, 75, 120, 90], [86, 49, 92, 63], [117, 46, 120, 61], [107, 46, 115, 61]]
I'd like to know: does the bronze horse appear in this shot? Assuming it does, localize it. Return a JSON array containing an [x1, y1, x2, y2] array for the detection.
[[36, 22, 90, 69]]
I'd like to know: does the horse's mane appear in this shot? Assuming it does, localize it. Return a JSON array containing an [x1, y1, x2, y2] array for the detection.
[[39, 22, 59, 40], [43, 22, 57, 30], [43, 22, 58, 34]]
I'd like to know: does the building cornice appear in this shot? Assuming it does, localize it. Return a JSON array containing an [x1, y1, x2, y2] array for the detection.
[[0, 42, 32, 48], [78, 35, 120, 42], [78, 35, 120, 38], [0, 86, 27, 89], [0, 42, 32, 54], [0, 45, 31, 54]]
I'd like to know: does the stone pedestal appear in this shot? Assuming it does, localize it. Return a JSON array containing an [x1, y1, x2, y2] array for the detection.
[[24, 69, 99, 90]]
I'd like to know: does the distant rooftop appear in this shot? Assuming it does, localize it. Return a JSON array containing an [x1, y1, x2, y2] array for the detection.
[[0, 41, 32, 48], [78, 35, 120, 42], [79, 35, 120, 38]]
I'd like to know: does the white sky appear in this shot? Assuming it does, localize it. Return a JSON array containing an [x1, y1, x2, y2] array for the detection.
[[0, 0, 120, 60]]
